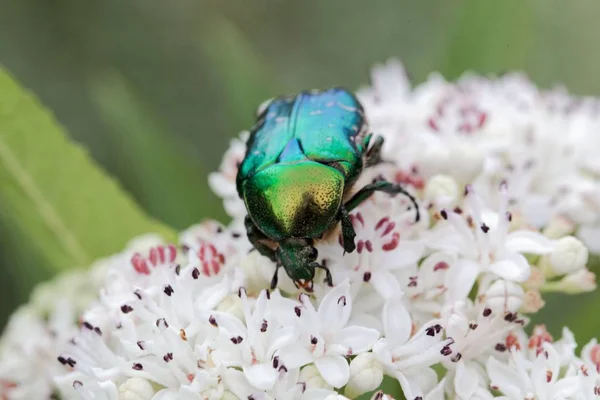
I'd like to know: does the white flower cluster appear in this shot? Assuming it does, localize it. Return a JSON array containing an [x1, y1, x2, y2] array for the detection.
[[0, 59, 599, 400]]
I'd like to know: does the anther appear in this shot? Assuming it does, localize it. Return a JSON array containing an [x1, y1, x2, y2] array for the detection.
[[163, 285, 174, 296], [440, 345, 452, 356]]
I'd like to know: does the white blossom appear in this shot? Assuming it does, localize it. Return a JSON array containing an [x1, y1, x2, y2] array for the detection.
[[274, 281, 380, 388], [2, 58, 600, 400]]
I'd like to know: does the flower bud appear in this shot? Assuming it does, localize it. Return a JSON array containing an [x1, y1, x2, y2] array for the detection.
[[241, 251, 298, 295], [300, 365, 332, 390], [524, 266, 545, 289], [344, 353, 384, 398], [216, 294, 244, 320], [125, 234, 165, 253], [324, 395, 351, 400], [239, 252, 272, 295], [448, 143, 484, 184], [370, 391, 396, 400], [521, 289, 545, 313], [555, 268, 597, 294], [118, 377, 155, 400], [481, 280, 524, 314], [543, 216, 575, 239], [548, 236, 588, 275], [424, 174, 459, 208]]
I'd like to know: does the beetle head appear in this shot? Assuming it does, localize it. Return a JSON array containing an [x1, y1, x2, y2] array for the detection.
[[277, 238, 318, 291]]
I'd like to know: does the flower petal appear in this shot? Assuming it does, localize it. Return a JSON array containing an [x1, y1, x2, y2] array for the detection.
[[486, 356, 523, 398], [446, 259, 479, 302], [454, 361, 479, 399], [382, 299, 412, 346], [553, 376, 582, 398], [395, 371, 426, 400], [243, 363, 277, 390], [380, 240, 425, 270], [224, 368, 260, 399], [425, 377, 446, 400], [337, 326, 380, 354], [314, 355, 350, 388], [302, 388, 339, 400], [318, 280, 352, 334], [488, 252, 530, 282], [370, 270, 402, 299], [505, 231, 555, 254], [277, 343, 314, 369]]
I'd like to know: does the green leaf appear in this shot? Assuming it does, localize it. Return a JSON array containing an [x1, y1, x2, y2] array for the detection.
[[0, 66, 177, 272], [87, 71, 226, 228]]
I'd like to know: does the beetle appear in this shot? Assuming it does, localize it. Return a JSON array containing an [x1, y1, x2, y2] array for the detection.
[[236, 87, 420, 290]]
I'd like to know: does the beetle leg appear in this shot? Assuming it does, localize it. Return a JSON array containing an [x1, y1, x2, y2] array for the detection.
[[270, 263, 281, 289], [338, 206, 357, 253], [364, 135, 385, 167], [345, 180, 420, 223], [245, 216, 277, 262], [315, 261, 333, 287]]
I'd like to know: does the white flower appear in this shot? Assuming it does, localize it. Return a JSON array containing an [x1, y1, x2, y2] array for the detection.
[[554, 268, 597, 294], [443, 301, 521, 361], [210, 289, 293, 390], [425, 184, 555, 298], [7, 57, 600, 400], [318, 200, 425, 299], [118, 377, 156, 400], [208, 132, 249, 221], [0, 301, 76, 400], [345, 352, 384, 398], [424, 174, 460, 209], [487, 343, 582, 400], [373, 299, 451, 399], [275, 281, 380, 388], [547, 236, 588, 276]]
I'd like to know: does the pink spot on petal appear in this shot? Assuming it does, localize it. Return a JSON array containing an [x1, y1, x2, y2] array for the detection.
[[157, 245, 166, 264], [382, 221, 396, 237], [434, 261, 449, 271], [382, 232, 400, 251], [375, 217, 389, 231], [131, 254, 150, 275], [428, 117, 439, 131], [357, 240, 364, 254], [356, 212, 365, 227], [167, 245, 177, 263]]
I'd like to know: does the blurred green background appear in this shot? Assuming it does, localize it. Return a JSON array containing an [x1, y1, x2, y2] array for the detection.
[[1, 0, 600, 340]]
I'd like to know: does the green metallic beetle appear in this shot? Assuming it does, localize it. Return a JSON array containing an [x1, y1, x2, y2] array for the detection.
[[236, 87, 420, 290]]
